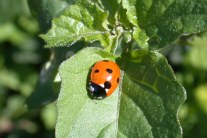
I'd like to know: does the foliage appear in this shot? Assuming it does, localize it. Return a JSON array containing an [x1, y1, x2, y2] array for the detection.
[[0, 0, 54, 137], [0, 0, 207, 138], [57, 47, 185, 137], [41, 0, 207, 50], [170, 32, 207, 138]]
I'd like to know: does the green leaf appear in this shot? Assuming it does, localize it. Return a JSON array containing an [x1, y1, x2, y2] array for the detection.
[[41, 3, 115, 49], [26, 60, 57, 109], [26, 48, 68, 109], [57, 47, 186, 137], [99, 0, 121, 24], [26, 41, 85, 109], [118, 50, 186, 137], [122, 0, 207, 49], [133, 27, 149, 49], [57, 47, 118, 138]]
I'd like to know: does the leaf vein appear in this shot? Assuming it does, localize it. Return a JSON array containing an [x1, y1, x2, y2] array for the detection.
[[122, 92, 153, 137], [129, 74, 159, 94]]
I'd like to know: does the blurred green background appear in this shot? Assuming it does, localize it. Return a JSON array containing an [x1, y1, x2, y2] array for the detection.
[[0, 0, 56, 137], [0, 0, 207, 138]]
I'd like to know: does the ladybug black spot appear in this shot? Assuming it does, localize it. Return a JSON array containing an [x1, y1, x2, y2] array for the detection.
[[94, 69, 99, 73], [104, 81, 111, 89], [106, 68, 113, 73], [102, 60, 109, 62], [117, 78, 119, 83]]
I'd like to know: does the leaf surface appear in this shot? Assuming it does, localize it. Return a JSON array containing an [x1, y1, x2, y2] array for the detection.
[[122, 0, 207, 49], [57, 48, 119, 138], [41, 0, 207, 50], [118, 50, 186, 137], [57, 48, 186, 137], [41, 3, 114, 49]]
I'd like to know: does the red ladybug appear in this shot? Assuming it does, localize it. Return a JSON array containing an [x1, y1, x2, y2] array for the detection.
[[88, 60, 120, 99]]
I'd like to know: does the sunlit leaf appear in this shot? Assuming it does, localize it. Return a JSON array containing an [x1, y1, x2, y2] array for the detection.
[[118, 50, 186, 137], [122, 0, 207, 49], [57, 47, 118, 138], [57, 47, 186, 137], [41, 3, 114, 49]]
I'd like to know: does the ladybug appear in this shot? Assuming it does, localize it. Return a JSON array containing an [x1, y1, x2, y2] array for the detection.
[[88, 60, 120, 99]]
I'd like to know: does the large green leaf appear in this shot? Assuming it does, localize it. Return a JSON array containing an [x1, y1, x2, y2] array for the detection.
[[57, 47, 186, 137], [57, 48, 118, 138], [122, 0, 207, 49], [118, 50, 186, 137], [41, 2, 115, 49]]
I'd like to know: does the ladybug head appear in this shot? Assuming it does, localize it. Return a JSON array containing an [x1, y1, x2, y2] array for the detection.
[[88, 82, 106, 99]]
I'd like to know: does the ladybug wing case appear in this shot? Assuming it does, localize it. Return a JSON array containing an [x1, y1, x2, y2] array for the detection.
[[89, 60, 120, 99]]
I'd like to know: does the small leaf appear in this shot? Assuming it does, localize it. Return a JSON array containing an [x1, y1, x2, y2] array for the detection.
[[57, 47, 118, 138], [99, 0, 121, 24], [41, 3, 115, 49], [122, 0, 207, 49], [133, 27, 149, 49], [118, 50, 186, 137]]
